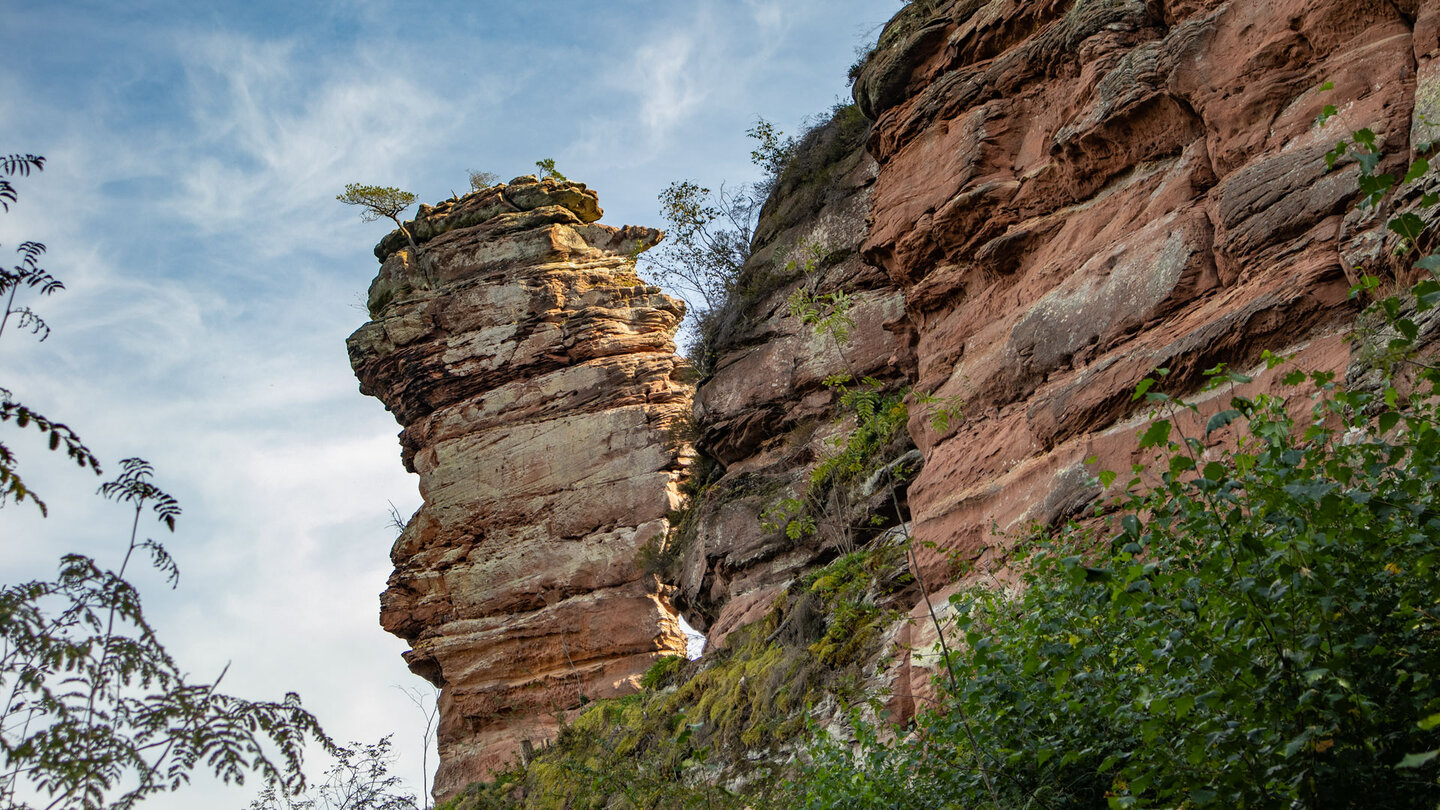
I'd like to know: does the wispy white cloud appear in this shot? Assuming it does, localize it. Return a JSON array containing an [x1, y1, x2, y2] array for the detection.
[[168, 31, 460, 258]]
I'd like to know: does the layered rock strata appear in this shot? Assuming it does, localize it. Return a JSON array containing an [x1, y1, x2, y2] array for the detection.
[[348, 178, 691, 798], [673, 106, 920, 649], [852, 0, 1439, 588]]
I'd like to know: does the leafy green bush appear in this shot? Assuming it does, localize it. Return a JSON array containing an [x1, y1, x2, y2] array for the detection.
[[802, 350, 1440, 808], [797, 104, 1440, 809]]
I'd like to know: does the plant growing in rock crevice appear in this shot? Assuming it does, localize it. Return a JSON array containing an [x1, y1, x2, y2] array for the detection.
[[761, 242, 926, 555]]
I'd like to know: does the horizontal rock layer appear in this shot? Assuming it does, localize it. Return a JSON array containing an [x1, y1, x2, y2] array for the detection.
[[348, 178, 691, 798], [673, 106, 919, 649], [853, 0, 1438, 585]]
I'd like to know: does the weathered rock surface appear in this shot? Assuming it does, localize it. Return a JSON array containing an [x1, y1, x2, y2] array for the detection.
[[670, 106, 920, 649], [355, 2, 1440, 799], [348, 177, 691, 798], [852, 0, 1437, 590]]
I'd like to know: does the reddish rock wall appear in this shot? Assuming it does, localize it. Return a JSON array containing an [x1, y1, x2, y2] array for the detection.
[[352, 0, 1440, 795], [852, 0, 1438, 587], [671, 108, 919, 650], [348, 178, 691, 798]]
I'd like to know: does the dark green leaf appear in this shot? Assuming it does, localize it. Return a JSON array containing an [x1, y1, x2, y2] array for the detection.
[[1139, 420, 1172, 449], [1206, 409, 1241, 437], [1390, 212, 1426, 242], [1397, 751, 1439, 769]]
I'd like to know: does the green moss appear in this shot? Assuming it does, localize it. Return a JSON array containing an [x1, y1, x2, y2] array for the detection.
[[448, 543, 910, 808], [639, 655, 686, 690]]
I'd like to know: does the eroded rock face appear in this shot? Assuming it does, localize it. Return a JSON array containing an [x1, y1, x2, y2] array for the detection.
[[672, 107, 920, 650], [853, 0, 1437, 590], [348, 178, 691, 798]]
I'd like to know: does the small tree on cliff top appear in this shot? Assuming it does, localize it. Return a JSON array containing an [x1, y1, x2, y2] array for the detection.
[[337, 184, 418, 252]]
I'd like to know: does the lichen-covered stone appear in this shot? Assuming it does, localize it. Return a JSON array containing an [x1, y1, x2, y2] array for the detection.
[[372, 178, 604, 261]]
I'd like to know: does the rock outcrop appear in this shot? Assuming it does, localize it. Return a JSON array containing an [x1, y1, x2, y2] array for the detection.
[[348, 177, 691, 798], [852, 0, 1438, 588], [354, 1, 1440, 800], [670, 105, 919, 650]]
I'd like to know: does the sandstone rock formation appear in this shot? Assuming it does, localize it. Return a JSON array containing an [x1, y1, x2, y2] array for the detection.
[[348, 177, 691, 798], [676, 0, 1438, 732], [852, 0, 1438, 588], [353, 1, 1440, 798], [669, 106, 919, 650]]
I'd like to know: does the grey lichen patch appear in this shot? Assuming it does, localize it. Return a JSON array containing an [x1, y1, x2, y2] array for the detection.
[[1009, 220, 1201, 377], [1414, 60, 1440, 154]]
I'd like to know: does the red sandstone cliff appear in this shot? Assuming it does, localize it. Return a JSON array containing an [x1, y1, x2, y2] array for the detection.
[[671, 106, 918, 650], [354, 0, 1440, 798], [348, 178, 691, 798], [853, 0, 1437, 578]]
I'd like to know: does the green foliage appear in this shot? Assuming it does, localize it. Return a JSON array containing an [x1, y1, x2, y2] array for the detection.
[[2, 460, 329, 809], [798, 548, 906, 668], [533, 159, 565, 182], [760, 496, 816, 542], [788, 285, 854, 345], [0, 387, 100, 514], [2, 156, 330, 809], [846, 45, 875, 85], [249, 736, 417, 810], [650, 178, 752, 320], [911, 389, 966, 433], [0, 157, 97, 513], [795, 108, 1440, 808], [337, 184, 417, 223], [0, 154, 45, 212], [808, 377, 907, 497], [801, 351, 1440, 807], [337, 184, 419, 250], [467, 170, 500, 191], [634, 528, 684, 584], [644, 121, 795, 375], [2, 240, 62, 342], [767, 244, 918, 553], [639, 656, 687, 691], [746, 119, 796, 193]]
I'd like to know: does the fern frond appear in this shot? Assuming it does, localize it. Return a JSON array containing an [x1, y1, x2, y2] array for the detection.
[[0, 154, 46, 176]]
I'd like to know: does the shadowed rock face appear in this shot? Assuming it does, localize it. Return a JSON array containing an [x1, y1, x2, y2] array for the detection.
[[852, 0, 1437, 592], [672, 107, 920, 651], [348, 177, 691, 798]]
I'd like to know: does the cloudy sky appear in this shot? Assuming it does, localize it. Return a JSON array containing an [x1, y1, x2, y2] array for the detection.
[[0, 1, 897, 806]]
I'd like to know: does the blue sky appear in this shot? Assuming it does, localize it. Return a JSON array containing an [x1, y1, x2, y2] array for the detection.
[[0, 1, 896, 805]]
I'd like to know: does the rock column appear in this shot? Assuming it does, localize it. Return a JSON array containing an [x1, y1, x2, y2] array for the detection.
[[348, 178, 691, 798]]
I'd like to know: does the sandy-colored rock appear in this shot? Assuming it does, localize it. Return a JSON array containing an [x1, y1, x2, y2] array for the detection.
[[349, 181, 690, 799]]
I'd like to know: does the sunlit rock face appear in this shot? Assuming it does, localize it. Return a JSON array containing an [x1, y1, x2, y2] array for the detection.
[[348, 177, 691, 799], [853, 0, 1437, 598]]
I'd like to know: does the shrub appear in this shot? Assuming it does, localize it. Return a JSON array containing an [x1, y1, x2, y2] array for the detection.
[[798, 103, 1440, 809]]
